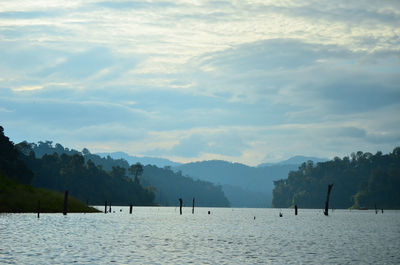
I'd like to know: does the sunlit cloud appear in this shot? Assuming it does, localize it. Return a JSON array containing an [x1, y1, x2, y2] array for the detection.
[[12, 85, 43, 92]]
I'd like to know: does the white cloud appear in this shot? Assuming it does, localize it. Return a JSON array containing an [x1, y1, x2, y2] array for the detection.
[[1, 0, 399, 165], [12, 85, 43, 92]]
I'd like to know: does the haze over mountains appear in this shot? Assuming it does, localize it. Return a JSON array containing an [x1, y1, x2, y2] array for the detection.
[[98, 152, 327, 207], [97, 152, 182, 168]]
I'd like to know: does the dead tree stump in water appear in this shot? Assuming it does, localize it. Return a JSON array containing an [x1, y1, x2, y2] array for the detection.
[[179, 198, 183, 215], [63, 190, 68, 216], [104, 201, 107, 213], [109, 202, 112, 213], [324, 184, 333, 216], [295, 205, 298, 215], [130, 204, 133, 214], [38, 201, 40, 218], [192, 198, 195, 214]]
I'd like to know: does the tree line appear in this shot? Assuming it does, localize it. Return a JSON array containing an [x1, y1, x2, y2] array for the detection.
[[272, 148, 400, 209], [21, 140, 230, 207], [0, 130, 155, 206]]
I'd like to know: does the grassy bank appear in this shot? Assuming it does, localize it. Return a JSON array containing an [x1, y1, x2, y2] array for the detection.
[[0, 174, 100, 213]]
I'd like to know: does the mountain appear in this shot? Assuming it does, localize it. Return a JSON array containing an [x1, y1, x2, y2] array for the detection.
[[97, 152, 182, 168], [175, 160, 299, 207], [258, 156, 328, 167], [272, 149, 400, 209], [0, 126, 98, 213], [25, 142, 228, 207], [141, 165, 229, 207]]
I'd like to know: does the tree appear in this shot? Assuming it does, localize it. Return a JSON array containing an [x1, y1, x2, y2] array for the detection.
[[111, 166, 126, 178], [129, 163, 143, 184]]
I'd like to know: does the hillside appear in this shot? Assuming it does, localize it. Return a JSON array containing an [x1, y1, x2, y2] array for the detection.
[[141, 165, 229, 207], [175, 160, 299, 207], [25, 141, 229, 207], [272, 149, 400, 209], [0, 126, 99, 213], [0, 173, 99, 213]]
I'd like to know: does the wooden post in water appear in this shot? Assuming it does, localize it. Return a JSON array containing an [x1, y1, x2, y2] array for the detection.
[[37, 200, 40, 218], [295, 205, 298, 215], [109, 202, 112, 213], [63, 190, 68, 216], [324, 184, 333, 216], [104, 201, 107, 213], [192, 197, 195, 214], [129, 204, 133, 214], [179, 198, 183, 215]]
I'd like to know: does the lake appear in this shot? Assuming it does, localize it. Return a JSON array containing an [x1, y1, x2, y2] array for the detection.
[[1, 207, 399, 264]]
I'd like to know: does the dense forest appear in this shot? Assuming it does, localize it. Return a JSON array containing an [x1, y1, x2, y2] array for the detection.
[[0, 126, 98, 212], [16, 142, 155, 206], [141, 166, 229, 207], [25, 141, 230, 207], [272, 148, 400, 209]]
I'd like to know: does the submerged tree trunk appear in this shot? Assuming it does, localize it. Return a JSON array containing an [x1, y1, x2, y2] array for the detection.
[[324, 184, 333, 216], [179, 198, 183, 215]]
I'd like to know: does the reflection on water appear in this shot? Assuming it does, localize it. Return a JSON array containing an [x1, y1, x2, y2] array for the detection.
[[1, 207, 400, 264]]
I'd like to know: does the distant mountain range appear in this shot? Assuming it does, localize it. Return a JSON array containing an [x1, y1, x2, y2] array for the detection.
[[96, 152, 327, 208], [174, 160, 297, 207], [257, 156, 328, 167], [96, 152, 182, 168], [97, 152, 327, 169]]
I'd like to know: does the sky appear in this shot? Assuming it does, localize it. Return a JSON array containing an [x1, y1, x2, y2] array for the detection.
[[1, 0, 399, 166]]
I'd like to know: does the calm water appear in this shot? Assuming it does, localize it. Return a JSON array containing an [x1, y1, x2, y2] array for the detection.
[[1, 207, 399, 264]]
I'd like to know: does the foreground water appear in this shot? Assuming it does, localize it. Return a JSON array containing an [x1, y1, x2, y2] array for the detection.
[[1, 207, 399, 264]]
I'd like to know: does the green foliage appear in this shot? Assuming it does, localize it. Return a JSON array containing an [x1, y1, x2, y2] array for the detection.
[[272, 148, 400, 209], [25, 140, 229, 207], [141, 165, 230, 207], [129, 163, 143, 184], [0, 126, 33, 184], [23, 152, 155, 206], [0, 173, 99, 213]]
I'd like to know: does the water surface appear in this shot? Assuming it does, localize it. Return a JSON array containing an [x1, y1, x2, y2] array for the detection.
[[1, 207, 399, 264]]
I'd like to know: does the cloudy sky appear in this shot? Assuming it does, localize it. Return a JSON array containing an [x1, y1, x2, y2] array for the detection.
[[1, 0, 399, 165]]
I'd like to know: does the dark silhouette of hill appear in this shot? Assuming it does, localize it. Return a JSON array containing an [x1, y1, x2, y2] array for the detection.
[[272, 149, 400, 209], [175, 160, 299, 207], [97, 151, 182, 168], [16, 141, 155, 206], [0, 126, 98, 212], [141, 165, 229, 207], [26, 141, 229, 207]]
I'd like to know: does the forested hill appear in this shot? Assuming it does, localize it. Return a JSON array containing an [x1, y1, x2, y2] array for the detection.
[[175, 160, 299, 207], [272, 148, 400, 209], [16, 143, 155, 206], [141, 165, 229, 207], [25, 141, 229, 207], [0, 126, 99, 212]]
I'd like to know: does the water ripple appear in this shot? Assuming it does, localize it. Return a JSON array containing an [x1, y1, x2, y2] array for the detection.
[[1, 208, 400, 264]]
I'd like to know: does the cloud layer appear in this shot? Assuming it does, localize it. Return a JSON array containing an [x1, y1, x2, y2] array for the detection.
[[1, 0, 399, 165]]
